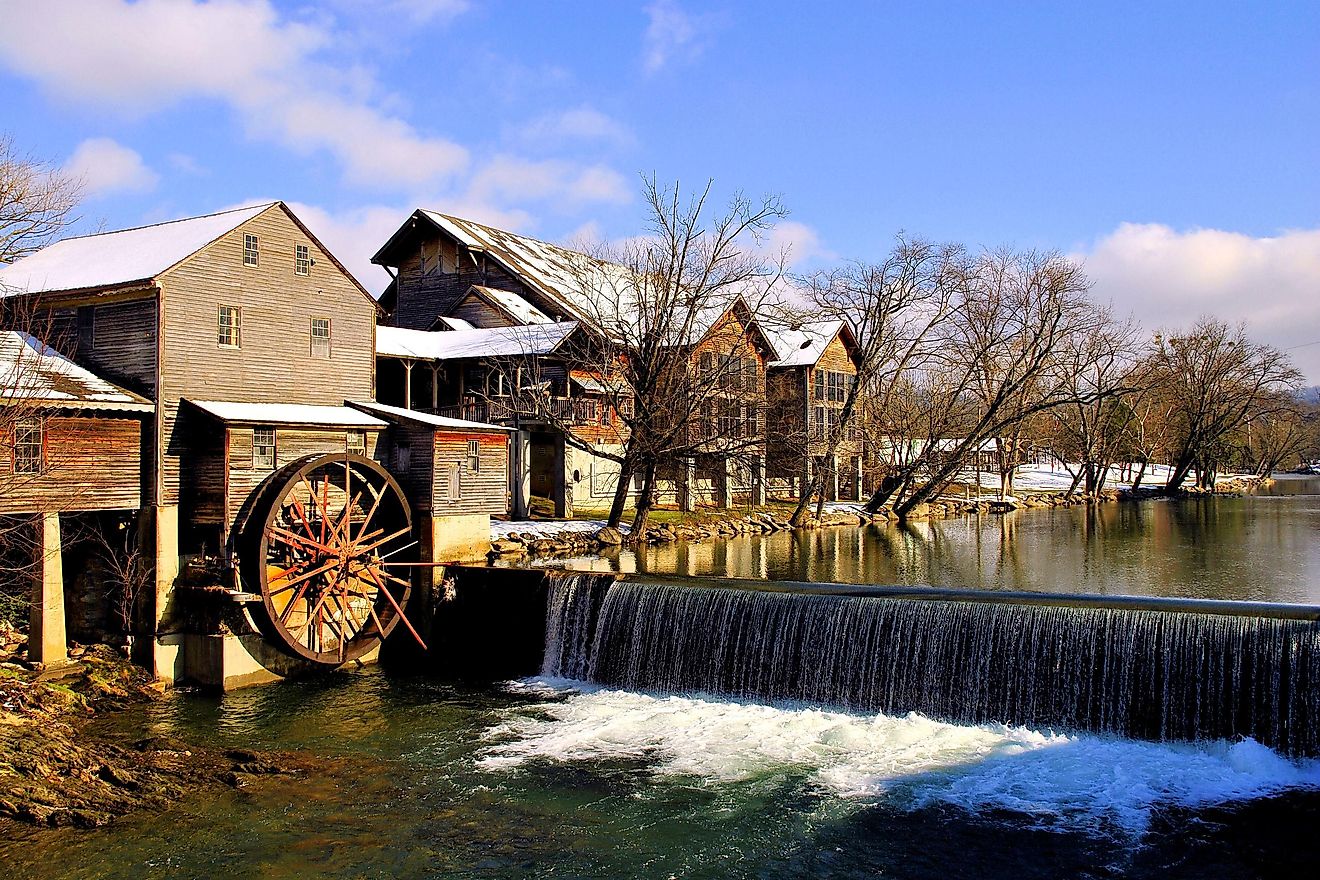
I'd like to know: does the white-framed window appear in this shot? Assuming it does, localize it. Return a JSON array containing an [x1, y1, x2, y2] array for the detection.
[[311, 316, 331, 357], [346, 430, 366, 457], [466, 439, 480, 472], [295, 243, 310, 276], [13, 418, 44, 475], [253, 428, 276, 469], [243, 234, 259, 267], [218, 305, 241, 348]]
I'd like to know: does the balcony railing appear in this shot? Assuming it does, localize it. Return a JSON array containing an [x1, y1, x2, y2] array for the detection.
[[435, 396, 601, 426]]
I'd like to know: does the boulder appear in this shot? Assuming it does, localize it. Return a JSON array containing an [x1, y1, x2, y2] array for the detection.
[[595, 527, 624, 546]]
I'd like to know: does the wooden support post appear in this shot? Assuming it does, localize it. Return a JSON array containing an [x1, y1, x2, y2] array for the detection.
[[510, 430, 531, 520], [751, 455, 766, 506], [677, 457, 696, 512], [430, 364, 440, 411], [28, 512, 67, 667], [853, 454, 864, 502], [715, 457, 734, 509], [829, 454, 841, 502], [404, 361, 414, 410]]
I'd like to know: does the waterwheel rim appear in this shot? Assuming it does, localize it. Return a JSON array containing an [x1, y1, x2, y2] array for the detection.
[[254, 453, 416, 665]]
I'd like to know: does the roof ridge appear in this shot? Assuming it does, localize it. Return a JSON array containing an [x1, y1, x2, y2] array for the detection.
[[54, 202, 278, 243]]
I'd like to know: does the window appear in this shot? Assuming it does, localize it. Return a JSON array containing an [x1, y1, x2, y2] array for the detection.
[[13, 418, 44, 474], [311, 317, 331, 357], [814, 371, 825, 400], [243, 234, 259, 267], [346, 430, 366, 457], [466, 439, 481, 472], [295, 243, 310, 276], [395, 441, 412, 472], [253, 428, 276, 469], [218, 305, 241, 348]]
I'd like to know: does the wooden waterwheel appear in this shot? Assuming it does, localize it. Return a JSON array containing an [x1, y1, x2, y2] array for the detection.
[[238, 453, 427, 666]]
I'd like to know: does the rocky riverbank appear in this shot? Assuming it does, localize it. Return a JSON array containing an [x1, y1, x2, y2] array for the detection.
[[0, 626, 320, 830], [488, 479, 1262, 561]]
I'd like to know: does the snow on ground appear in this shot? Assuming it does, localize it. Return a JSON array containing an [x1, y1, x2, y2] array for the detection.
[[961, 462, 1260, 494], [491, 519, 630, 540]]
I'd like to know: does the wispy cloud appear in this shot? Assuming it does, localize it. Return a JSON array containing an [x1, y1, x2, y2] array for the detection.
[[642, 0, 714, 74], [63, 137, 158, 197], [519, 106, 634, 146]]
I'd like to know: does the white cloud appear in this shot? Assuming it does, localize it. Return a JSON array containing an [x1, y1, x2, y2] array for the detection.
[[642, 0, 712, 73], [467, 156, 632, 207], [1077, 222, 1320, 382], [63, 137, 158, 196], [764, 220, 835, 270], [520, 106, 634, 146], [379, 0, 471, 25], [0, 0, 468, 190]]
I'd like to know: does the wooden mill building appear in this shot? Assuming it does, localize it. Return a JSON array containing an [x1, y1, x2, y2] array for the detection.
[[0, 203, 511, 686], [370, 208, 780, 514]]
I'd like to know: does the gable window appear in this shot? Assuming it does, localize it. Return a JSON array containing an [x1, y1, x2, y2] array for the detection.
[[466, 439, 481, 472], [13, 418, 44, 475], [295, 243, 310, 276], [218, 305, 241, 348], [311, 317, 331, 357], [346, 430, 366, 457], [243, 234, 259, 267], [253, 428, 276, 469]]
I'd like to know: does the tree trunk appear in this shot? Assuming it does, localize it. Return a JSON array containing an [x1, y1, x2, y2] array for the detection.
[[629, 458, 659, 539], [606, 459, 634, 528], [1166, 453, 1195, 492], [790, 470, 820, 527], [1131, 457, 1148, 491]]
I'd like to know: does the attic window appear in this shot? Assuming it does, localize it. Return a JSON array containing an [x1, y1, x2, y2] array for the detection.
[[243, 234, 259, 267], [13, 418, 45, 475], [346, 430, 366, 456], [466, 439, 480, 472], [295, 243, 310, 276]]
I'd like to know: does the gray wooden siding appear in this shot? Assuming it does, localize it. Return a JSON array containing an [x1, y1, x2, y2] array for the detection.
[[432, 433, 508, 515], [451, 293, 515, 328], [156, 205, 377, 507]]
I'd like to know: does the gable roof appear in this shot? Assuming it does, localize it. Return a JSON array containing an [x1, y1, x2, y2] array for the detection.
[[376, 323, 579, 362], [765, 319, 853, 368], [461, 285, 553, 325], [0, 203, 273, 296], [0, 332, 153, 411], [0, 202, 378, 310]]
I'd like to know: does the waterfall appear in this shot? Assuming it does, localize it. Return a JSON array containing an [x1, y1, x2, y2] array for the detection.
[[541, 575, 1320, 756]]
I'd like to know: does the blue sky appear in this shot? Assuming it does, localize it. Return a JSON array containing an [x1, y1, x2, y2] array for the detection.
[[2, 0, 1318, 378]]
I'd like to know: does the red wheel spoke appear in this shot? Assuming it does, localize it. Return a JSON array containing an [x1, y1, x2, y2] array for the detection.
[[359, 566, 428, 650]]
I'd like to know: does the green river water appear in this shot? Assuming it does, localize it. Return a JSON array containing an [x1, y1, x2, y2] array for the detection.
[[3, 488, 1319, 879]]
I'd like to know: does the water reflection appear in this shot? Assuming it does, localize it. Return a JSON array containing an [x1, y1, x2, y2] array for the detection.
[[508, 495, 1320, 603]]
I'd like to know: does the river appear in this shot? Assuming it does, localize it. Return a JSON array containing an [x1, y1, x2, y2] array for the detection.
[[3, 487, 1319, 878]]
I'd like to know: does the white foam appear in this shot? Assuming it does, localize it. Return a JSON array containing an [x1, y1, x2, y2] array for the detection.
[[480, 681, 1320, 836]]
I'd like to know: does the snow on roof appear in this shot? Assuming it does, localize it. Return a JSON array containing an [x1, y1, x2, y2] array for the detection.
[[0, 204, 274, 296], [421, 211, 635, 323], [186, 400, 387, 428], [346, 399, 514, 433], [465, 285, 553, 325], [0, 332, 153, 411], [766, 319, 846, 368], [432, 316, 476, 331], [376, 323, 578, 361]]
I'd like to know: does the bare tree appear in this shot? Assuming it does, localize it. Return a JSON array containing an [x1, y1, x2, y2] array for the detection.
[[1, 134, 83, 264], [784, 236, 964, 525], [1144, 319, 1302, 491], [882, 248, 1111, 517], [494, 176, 787, 535]]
